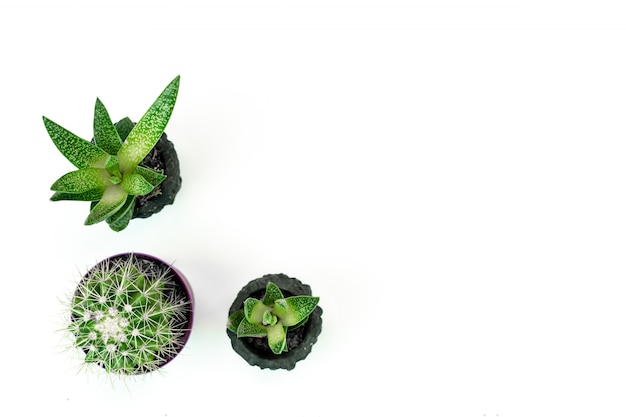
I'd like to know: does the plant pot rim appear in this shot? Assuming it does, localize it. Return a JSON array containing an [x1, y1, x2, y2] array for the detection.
[[227, 273, 323, 371], [75, 252, 194, 374]]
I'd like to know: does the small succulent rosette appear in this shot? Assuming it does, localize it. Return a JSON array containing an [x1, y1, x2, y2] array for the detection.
[[68, 253, 194, 375], [44, 76, 182, 231], [227, 274, 323, 370]]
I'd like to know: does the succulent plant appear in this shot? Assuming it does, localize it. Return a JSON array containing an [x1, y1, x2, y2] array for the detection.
[[227, 282, 319, 355], [43, 76, 180, 231], [68, 253, 192, 375]]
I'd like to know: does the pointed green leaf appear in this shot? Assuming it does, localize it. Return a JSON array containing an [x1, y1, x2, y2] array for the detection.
[[274, 296, 320, 327], [51, 189, 104, 202], [237, 319, 267, 338], [262, 282, 284, 306], [244, 298, 270, 324], [266, 324, 286, 354], [84, 186, 128, 225], [115, 117, 135, 141], [273, 299, 288, 320], [106, 195, 135, 232], [135, 166, 166, 187], [120, 172, 155, 196], [104, 155, 120, 173], [94, 98, 123, 155], [107, 215, 131, 232], [227, 309, 245, 333], [105, 156, 122, 184], [117, 76, 180, 173], [43, 116, 109, 169], [286, 316, 309, 331], [50, 168, 110, 193]]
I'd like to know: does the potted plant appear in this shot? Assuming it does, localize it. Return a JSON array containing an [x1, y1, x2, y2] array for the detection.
[[43, 76, 182, 231], [67, 253, 194, 375], [227, 273, 323, 370]]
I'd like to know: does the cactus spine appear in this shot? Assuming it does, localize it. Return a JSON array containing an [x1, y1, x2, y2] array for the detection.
[[69, 254, 191, 375]]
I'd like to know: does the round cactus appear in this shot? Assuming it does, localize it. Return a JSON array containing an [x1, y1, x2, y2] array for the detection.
[[68, 253, 193, 375]]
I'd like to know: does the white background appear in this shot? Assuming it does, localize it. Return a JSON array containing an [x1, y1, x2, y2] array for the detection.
[[1, 1, 626, 416]]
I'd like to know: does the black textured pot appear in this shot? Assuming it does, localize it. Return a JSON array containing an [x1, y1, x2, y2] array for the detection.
[[114, 118, 182, 219], [71, 252, 194, 375], [227, 273, 323, 370]]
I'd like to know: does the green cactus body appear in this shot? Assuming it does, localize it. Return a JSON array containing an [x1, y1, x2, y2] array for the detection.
[[69, 254, 192, 375]]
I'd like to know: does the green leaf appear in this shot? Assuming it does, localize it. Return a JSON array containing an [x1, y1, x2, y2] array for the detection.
[[51, 189, 104, 202], [266, 324, 287, 354], [106, 195, 135, 232], [43, 116, 109, 169], [94, 98, 122, 155], [237, 320, 267, 338], [104, 155, 120, 173], [117, 76, 180, 173], [227, 309, 245, 333], [262, 310, 277, 326], [114, 117, 135, 141], [244, 298, 268, 324], [135, 166, 166, 187], [262, 282, 284, 306], [287, 316, 309, 331], [120, 173, 155, 196], [84, 186, 128, 225], [50, 168, 110, 193], [273, 296, 320, 327]]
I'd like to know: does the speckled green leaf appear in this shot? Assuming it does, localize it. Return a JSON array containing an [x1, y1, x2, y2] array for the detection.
[[117, 76, 180, 173], [236, 319, 267, 338], [227, 310, 245, 333], [266, 324, 287, 354], [287, 316, 309, 331], [85, 186, 128, 225], [262, 282, 284, 306], [120, 173, 155, 196], [244, 298, 268, 324], [105, 195, 135, 232], [50, 168, 110, 193], [93, 98, 122, 155], [115, 117, 135, 141], [273, 296, 320, 327], [51, 189, 104, 202], [43, 116, 109, 169], [135, 166, 166, 187]]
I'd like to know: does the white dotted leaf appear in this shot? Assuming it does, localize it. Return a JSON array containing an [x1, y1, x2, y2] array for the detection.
[[43, 116, 108, 169], [94, 98, 122, 155], [85, 186, 128, 225], [117, 76, 180, 173]]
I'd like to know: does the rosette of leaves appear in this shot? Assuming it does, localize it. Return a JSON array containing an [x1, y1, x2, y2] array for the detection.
[[227, 282, 320, 354], [43, 76, 180, 231]]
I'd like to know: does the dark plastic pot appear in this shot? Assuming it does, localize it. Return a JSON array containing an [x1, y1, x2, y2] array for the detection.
[[72, 252, 194, 374], [227, 273, 323, 370]]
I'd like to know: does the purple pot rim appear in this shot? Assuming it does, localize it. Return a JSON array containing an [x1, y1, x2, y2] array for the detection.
[[78, 252, 194, 373]]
